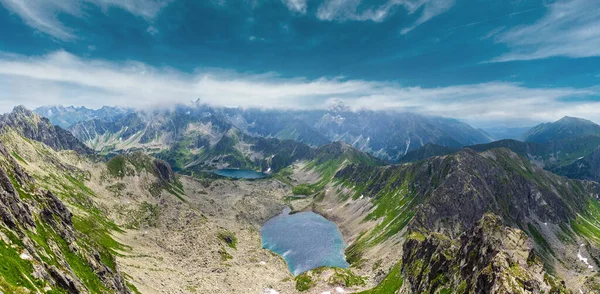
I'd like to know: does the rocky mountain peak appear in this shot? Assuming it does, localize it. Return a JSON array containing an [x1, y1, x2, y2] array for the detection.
[[12, 104, 33, 115], [556, 115, 596, 125], [0, 106, 93, 155], [524, 115, 600, 143]]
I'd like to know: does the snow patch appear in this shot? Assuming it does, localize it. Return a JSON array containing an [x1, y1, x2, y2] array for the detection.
[[263, 288, 279, 294], [578, 244, 594, 269], [336, 287, 346, 293]]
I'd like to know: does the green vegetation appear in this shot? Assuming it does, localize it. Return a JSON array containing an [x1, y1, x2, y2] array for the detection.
[[273, 166, 293, 185], [295, 272, 315, 291], [218, 247, 233, 261], [217, 230, 238, 249], [292, 184, 314, 195], [73, 214, 127, 271], [11, 151, 26, 163], [126, 280, 142, 294], [125, 201, 161, 229], [0, 232, 42, 293], [26, 220, 110, 293], [572, 199, 600, 246], [357, 262, 403, 294], [107, 155, 127, 178], [327, 268, 366, 287], [343, 168, 420, 267]]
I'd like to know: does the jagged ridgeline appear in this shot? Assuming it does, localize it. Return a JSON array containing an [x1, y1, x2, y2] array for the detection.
[[327, 148, 600, 292], [0, 132, 129, 291], [38, 104, 492, 163], [0, 107, 180, 293]]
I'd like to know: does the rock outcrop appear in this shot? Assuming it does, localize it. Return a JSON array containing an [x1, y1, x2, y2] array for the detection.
[[0, 137, 128, 293], [401, 214, 562, 293], [0, 106, 93, 155], [334, 147, 600, 292]]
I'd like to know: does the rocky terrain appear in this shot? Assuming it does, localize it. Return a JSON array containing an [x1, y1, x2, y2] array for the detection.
[[299, 147, 600, 293], [36, 104, 493, 162], [0, 126, 128, 293], [2, 106, 93, 155], [4, 105, 600, 293]]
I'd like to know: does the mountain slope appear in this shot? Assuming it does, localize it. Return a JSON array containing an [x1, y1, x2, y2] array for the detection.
[[1, 106, 93, 155], [398, 143, 458, 163], [401, 136, 600, 183], [552, 146, 600, 182], [0, 130, 130, 293], [317, 148, 600, 292], [523, 116, 600, 143]]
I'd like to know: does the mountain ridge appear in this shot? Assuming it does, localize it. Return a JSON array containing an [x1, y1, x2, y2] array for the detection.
[[35, 104, 493, 161], [523, 116, 600, 143]]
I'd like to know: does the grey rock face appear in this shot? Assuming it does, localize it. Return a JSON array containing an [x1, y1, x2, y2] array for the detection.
[[0, 106, 93, 155], [0, 138, 129, 293]]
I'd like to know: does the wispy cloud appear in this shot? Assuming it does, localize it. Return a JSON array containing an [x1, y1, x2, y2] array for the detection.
[[314, 0, 454, 34], [493, 0, 600, 62], [316, 0, 391, 22], [281, 0, 307, 14], [0, 0, 173, 40], [400, 0, 454, 34], [0, 50, 598, 126]]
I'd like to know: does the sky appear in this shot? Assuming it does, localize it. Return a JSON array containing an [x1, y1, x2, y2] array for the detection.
[[0, 0, 599, 127]]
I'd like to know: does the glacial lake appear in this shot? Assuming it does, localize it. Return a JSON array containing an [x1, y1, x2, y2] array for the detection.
[[209, 169, 268, 179], [261, 207, 349, 275]]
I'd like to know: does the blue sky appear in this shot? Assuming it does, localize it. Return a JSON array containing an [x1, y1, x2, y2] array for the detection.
[[0, 0, 599, 127]]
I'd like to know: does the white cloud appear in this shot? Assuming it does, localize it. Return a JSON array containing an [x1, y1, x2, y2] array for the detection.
[[315, 0, 454, 33], [0, 0, 172, 40], [400, 0, 455, 34], [0, 50, 598, 126], [281, 0, 307, 14], [146, 26, 159, 35], [493, 0, 600, 62]]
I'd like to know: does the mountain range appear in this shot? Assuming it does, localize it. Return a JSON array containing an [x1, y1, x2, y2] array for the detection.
[[35, 104, 493, 162], [1, 105, 600, 292]]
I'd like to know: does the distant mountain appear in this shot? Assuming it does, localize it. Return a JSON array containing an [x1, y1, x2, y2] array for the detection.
[[1, 106, 93, 155], [401, 136, 600, 183], [553, 146, 600, 182], [223, 108, 331, 147], [481, 126, 531, 140], [34, 105, 131, 128], [523, 116, 600, 143], [55, 104, 492, 162]]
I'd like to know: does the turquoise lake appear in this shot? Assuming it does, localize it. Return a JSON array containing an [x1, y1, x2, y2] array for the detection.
[[210, 169, 268, 179], [261, 208, 349, 275]]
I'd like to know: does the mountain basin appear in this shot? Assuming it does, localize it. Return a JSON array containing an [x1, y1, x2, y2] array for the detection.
[[261, 207, 349, 275], [209, 169, 268, 179]]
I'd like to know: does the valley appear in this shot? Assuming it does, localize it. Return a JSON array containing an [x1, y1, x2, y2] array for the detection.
[[3, 105, 600, 293]]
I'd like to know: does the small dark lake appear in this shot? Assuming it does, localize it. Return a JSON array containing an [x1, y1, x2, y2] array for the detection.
[[209, 169, 268, 179], [261, 207, 349, 275]]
